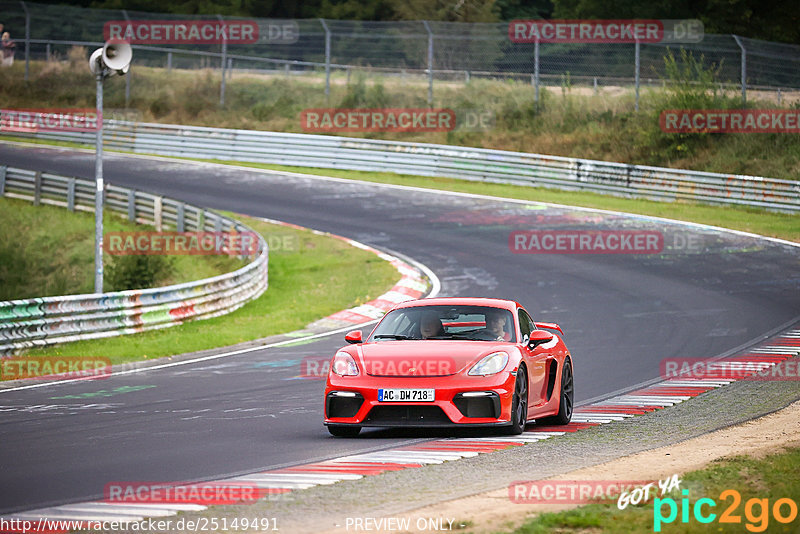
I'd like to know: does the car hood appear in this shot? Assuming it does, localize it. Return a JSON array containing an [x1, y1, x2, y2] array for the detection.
[[358, 340, 510, 377]]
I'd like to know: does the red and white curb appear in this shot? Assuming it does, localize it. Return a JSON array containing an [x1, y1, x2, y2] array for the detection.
[[260, 218, 433, 330], [321, 244, 429, 326], [4, 331, 797, 525]]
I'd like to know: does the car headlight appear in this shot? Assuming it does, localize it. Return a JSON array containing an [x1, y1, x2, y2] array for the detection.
[[468, 351, 509, 376], [332, 351, 359, 376]]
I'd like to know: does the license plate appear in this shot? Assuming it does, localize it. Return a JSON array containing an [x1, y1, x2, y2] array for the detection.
[[378, 388, 435, 402]]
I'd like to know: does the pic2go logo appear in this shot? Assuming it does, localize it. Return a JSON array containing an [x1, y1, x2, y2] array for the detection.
[[653, 489, 798, 532]]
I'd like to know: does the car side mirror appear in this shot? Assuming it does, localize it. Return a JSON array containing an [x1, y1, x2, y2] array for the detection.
[[344, 330, 363, 344], [527, 329, 553, 349]]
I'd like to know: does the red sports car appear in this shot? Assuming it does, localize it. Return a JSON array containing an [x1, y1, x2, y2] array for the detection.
[[324, 297, 574, 437]]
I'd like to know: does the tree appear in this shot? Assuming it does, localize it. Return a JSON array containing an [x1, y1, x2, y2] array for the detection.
[[495, 0, 554, 20], [551, 0, 800, 44], [389, 0, 500, 22]]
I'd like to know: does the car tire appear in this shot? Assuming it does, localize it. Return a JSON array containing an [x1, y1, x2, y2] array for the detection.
[[538, 359, 573, 426], [327, 425, 361, 437], [502, 366, 528, 435]]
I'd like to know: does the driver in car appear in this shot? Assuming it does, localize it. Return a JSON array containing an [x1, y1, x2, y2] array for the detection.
[[480, 309, 511, 341], [419, 312, 445, 339]]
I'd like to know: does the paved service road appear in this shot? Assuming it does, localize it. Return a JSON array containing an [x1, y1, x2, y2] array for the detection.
[[0, 144, 798, 513]]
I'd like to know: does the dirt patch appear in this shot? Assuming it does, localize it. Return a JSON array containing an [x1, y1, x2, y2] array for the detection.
[[323, 399, 800, 533]]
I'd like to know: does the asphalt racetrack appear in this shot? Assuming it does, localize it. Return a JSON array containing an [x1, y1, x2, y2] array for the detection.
[[0, 144, 798, 514]]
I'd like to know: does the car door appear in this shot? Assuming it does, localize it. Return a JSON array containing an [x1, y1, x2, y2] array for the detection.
[[518, 308, 549, 408]]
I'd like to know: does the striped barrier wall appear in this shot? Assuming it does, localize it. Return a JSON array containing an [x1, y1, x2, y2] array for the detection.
[[0, 165, 269, 355]]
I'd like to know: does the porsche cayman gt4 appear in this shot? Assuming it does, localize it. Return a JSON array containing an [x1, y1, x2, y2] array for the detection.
[[324, 297, 574, 437]]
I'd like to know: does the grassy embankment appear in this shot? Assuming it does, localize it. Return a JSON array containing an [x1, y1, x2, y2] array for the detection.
[[0, 196, 243, 300], [2, 197, 398, 364], [0, 48, 798, 179]]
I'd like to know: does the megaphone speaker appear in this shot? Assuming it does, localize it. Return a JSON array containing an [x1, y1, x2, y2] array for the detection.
[[89, 48, 104, 75], [102, 41, 132, 71]]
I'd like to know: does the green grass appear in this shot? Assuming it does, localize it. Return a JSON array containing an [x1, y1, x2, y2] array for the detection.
[[0, 196, 243, 300], [201, 161, 800, 244], [507, 447, 800, 533], [22, 213, 399, 364]]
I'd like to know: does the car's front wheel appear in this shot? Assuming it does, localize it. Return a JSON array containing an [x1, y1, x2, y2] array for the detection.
[[327, 425, 361, 437], [538, 359, 573, 425], [503, 366, 528, 435]]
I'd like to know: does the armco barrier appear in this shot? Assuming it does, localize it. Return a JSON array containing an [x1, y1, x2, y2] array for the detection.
[[0, 165, 268, 355], [7, 120, 799, 212]]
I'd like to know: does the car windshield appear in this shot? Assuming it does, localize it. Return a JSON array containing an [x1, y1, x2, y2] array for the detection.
[[370, 305, 516, 342]]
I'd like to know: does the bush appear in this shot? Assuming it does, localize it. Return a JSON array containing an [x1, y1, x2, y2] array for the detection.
[[643, 49, 739, 161], [105, 254, 174, 292]]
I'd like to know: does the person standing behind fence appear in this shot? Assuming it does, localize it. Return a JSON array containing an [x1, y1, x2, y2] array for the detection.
[[2, 31, 16, 67]]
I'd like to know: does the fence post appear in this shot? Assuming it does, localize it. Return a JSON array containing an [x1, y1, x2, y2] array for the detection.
[[634, 40, 640, 112], [20, 1, 30, 81], [67, 178, 75, 211], [167, 51, 172, 72], [534, 37, 540, 103], [154, 196, 163, 231], [732, 35, 746, 105], [0, 166, 6, 196], [127, 189, 136, 222], [33, 171, 41, 205], [320, 18, 331, 101], [176, 203, 185, 232], [218, 14, 227, 106], [422, 21, 434, 106]]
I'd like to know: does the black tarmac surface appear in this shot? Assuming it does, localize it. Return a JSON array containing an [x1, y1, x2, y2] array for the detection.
[[0, 144, 798, 514]]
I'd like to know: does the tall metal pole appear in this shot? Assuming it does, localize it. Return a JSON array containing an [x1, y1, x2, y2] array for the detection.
[[20, 1, 30, 81], [634, 40, 640, 112], [218, 15, 227, 106], [534, 38, 540, 103], [320, 19, 331, 101], [422, 21, 433, 106], [122, 9, 131, 107], [94, 73, 104, 293], [733, 35, 746, 105]]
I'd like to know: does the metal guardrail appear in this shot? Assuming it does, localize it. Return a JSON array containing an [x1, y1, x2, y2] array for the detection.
[[9, 121, 800, 212], [0, 164, 269, 355]]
